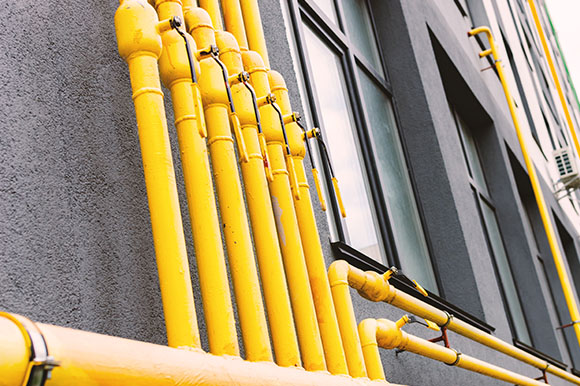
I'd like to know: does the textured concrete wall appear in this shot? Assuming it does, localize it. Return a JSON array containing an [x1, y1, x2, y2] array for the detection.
[[0, 0, 577, 385]]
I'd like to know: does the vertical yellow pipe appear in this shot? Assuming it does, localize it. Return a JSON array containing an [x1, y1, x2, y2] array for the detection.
[[270, 71, 348, 375], [186, 8, 271, 362], [198, 0, 223, 31], [115, 0, 199, 349], [243, 51, 326, 371], [358, 319, 386, 381], [153, 0, 238, 355], [216, 32, 300, 367], [528, 0, 580, 158], [238, 0, 270, 69], [328, 261, 368, 377], [219, 0, 249, 50], [469, 27, 580, 349]]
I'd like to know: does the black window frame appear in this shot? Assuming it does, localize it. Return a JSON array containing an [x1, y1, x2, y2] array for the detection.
[[286, 0, 442, 290]]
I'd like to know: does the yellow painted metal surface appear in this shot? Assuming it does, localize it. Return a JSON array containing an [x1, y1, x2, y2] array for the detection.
[[239, 0, 270, 69], [329, 260, 580, 384], [527, 0, 580, 159], [154, 0, 238, 355], [216, 30, 301, 368], [328, 261, 368, 377], [198, 0, 223, 31], [469, 26, 580, 351], [358, 319, 385, 381], [368, 318, 548, 386], [243, 50, 326, 371], [114, 0, 199, 349], [187, 8, 271, 361], [269, 70, 348, 375], [0, 313, 402, 386], [220, 0, 249, 50]]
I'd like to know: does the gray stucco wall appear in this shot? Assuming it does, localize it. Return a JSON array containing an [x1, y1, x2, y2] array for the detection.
[[0, 0, 578, 385]]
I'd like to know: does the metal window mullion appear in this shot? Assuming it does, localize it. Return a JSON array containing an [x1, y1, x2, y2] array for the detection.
[[343, 48, 398, 267], [289, 0, 347, 241]]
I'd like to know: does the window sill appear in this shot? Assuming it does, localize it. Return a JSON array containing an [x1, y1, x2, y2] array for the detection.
[[513, 339, 568, 370], [330, 241, 495, 334]]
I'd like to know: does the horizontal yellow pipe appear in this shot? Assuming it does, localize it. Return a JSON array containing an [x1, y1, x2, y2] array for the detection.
[[329, 260, 580, 384], [0, 314, 402, 386], [359, 318, 548, 386]]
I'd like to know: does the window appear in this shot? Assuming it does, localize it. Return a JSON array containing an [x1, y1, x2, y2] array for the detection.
[[288, 0, 438, 293], [451, 108, 532, 345]]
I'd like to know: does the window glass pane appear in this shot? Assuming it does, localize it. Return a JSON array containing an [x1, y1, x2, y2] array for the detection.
[[480, 201, 532, 345], [456, 114, 488, 195], [303, 25, 384, 262], [310, 0, 338, 24], [341, 0, 384, 76], [358, 69, 438, 293]]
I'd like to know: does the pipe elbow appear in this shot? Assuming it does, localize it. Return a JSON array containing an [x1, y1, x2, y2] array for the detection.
[[328, 260, 350, 288], [242, 50, 267, 75], [468, 26, 492, 38], [215, 31, 240, 55], [358, 319, 379, 349], [115, 0, 162, 60], [185, 7, 214, 45], [268, 71, 287, 93]]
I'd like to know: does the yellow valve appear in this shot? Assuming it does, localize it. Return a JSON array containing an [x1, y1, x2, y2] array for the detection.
[[312, 168, 326, 211], [395, 315, 410, 330], [230, 113, 249, 162], [286, 152, 301, 200], [413, 280, 428, 297], [424, 319, 440, 331], [332, 177, 346, 218]]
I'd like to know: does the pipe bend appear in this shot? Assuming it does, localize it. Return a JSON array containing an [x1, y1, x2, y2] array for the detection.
[[328, 260, 350, 288], [358, 319, 379, 349], [467, 26, 491, 38]]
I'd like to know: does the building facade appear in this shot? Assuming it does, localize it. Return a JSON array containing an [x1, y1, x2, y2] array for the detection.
[[1, 0, 580, 385]]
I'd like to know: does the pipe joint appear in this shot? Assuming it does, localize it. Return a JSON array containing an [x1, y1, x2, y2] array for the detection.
[[115, 0, 162, 60]]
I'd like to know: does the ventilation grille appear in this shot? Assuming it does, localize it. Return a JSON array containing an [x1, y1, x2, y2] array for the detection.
[[553, 147, 579, 187]]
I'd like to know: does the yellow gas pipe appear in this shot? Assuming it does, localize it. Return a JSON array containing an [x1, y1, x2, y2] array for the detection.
[[358, 317, 549, 386], [220, 0, 249, 51], [216, 30, 301, 367], [151, 0, 238, 356], [270, 71, 348, 375], [198, 0, 223, 31], [528, 0, 580, 159], [232, 0, 347, 374], [186, 8, 272, 361], [468, 26, 580, 350], [0, 312, 404, 386], [114, 0, 199, 349], [328, 260, 580, 384], [243, 50, 326, 372]]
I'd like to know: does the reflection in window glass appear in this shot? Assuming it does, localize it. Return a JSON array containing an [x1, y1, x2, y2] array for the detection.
[[358, 69, 438, 293], [303, 25, 384, 262], [341, 0, 384, 76], [456, 114, 488, 195], [480, 201, 532, 345], [310, 0, 338, 23]]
